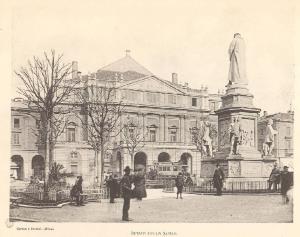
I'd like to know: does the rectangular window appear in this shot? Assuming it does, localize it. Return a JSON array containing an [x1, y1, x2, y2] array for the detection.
[[286, 140, 291, 150], [192, 98, 197, 107], [286, 127, 291, 136], [12, 133, 20, 145], [170, 131, 177, 142], [147, 92, 160, 104], [149, 130, 156, 142], [71, 164, 78, 174], [168, 94, 176, 104], [129, 128, 134, 139], [14, 118, 20, 129], [67, 128, 76, 142]]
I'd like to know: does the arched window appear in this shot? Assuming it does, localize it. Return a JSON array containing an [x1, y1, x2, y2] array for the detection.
[[158, 152, 171, 162], [66, 122, 76, 142]]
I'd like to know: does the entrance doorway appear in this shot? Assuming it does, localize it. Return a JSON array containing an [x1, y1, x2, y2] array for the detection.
[[32, 155, 45, 179], [180, 153, 192, 174], [134, 152, 147, 171], [11, 155, 24, 180]]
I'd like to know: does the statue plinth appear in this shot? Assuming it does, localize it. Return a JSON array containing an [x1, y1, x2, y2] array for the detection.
[[200, 82, 276, 181]]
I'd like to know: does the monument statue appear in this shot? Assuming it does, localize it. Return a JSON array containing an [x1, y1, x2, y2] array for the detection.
[[202, 121, 213, 157], [228, 116, 242, 155], [228, 33, 247, 86], [263, 119, 278, 156]]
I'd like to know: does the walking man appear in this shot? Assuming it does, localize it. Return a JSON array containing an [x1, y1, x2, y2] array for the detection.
[[280, 166, 293, 204], [213, 164, 225, 196], [120, 166, 133, 221]]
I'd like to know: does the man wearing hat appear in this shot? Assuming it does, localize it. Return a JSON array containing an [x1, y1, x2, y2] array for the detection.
[[280, 166, 293, 204], [213, 163, 225, 196], [120, 166, 133, 221]]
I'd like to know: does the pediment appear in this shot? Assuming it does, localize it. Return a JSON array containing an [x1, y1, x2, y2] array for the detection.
[[119, 76, 185, 94]]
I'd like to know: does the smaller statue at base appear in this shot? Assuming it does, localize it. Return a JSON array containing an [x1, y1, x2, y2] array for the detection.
[[263, 119, 278, 156], [202, 121, 213, 157], [229, 116, 242, 155]]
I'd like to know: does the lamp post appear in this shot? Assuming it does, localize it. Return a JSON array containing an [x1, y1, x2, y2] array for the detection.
[[189, 126, 203, 182]]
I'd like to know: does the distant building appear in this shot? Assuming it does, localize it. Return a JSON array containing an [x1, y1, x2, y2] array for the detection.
[[258, 111, 294, 169], [10, 51, 223, 185]]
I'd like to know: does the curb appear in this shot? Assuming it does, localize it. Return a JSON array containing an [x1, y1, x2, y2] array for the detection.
[[15, 202, 71, 208], [10, 217, 40, 222]]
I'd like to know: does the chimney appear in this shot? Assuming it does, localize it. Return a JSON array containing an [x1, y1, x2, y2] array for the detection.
[[184, 82, 189, 87], [125, 49, 131, 57], [72, 61, 78, 79], [263, 111, 268, 117], [172, 73, 178, 84]]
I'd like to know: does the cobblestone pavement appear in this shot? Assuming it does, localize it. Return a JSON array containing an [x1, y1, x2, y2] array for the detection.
[[10, 190, 292, 223]]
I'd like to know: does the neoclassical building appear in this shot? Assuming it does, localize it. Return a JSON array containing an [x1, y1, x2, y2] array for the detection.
[[11, 51, 223, 185]]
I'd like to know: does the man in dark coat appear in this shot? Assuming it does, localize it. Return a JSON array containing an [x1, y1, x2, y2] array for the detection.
[[107, 174, 119, 203], [268, 163, 280, 191], [70, 176, 84, 206], [213, 164, 225, 196], [120, 166, 133, 221], [175, 172, 185, 199], [280, 166, 293, 204], [133, 168, 147, 200]]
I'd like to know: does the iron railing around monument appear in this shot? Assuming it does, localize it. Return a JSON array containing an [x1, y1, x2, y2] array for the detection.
[[163, 180, 281, 194]]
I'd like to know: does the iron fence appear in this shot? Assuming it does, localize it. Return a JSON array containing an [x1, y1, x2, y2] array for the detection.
[[163, 179, 281, 194], [10, 184, 110, 205]]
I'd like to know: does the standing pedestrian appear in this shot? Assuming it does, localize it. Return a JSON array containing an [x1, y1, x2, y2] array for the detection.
[[120, 166, 133, 221], [107, 174, 119, 203], [268, 163, 280, 191], [175, 172, 184, 199], [280, 166, 292, 204], [213, 164, 225, 196], [71, 176, 84, 206], [133, 167, 147, 201]]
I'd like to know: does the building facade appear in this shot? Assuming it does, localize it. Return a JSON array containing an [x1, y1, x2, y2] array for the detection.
[[10, 52, 224, 185]]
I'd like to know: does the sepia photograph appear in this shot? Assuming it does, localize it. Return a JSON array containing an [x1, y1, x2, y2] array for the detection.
[[0, 0, 299, 236]]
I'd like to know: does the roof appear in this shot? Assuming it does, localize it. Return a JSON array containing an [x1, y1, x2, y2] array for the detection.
[[98, 54, 153, 77], [259, 112, 294, 123]]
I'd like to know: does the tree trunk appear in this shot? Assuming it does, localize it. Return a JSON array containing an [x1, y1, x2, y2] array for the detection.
[[131, 153, 134, 170], [100, 145, 104, 184]]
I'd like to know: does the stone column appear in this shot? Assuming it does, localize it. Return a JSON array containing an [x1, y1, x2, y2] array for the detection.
[[163, 114, 167, 142], [180, 115, 185, 143], [159, 114, 164, 142]]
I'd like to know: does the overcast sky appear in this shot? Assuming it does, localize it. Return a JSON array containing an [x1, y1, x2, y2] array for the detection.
[[11, 0, 295, 114]]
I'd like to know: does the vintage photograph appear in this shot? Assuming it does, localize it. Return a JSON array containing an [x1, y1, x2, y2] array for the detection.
[[7, 0, 295, 225]]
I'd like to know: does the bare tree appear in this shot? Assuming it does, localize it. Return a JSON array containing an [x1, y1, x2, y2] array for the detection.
[[121, 117, 147, 169], [76, 81, 124, 184], [15, 50, 79, 184]]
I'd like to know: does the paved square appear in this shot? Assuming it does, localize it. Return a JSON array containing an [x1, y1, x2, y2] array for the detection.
[[10, 191, 292, 223]]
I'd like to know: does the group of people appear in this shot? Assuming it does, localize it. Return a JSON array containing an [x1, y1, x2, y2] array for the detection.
[[211, 163, 293, 203], [69, 161, 292, 220], [268, 164, 293, 204]]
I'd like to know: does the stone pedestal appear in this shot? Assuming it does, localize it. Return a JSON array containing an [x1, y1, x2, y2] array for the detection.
[[201, 156, 276, 181], [200, 83, 277, 181]]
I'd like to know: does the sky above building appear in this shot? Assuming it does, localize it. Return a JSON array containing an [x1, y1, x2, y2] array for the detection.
[[10, 0, 295, 114]]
